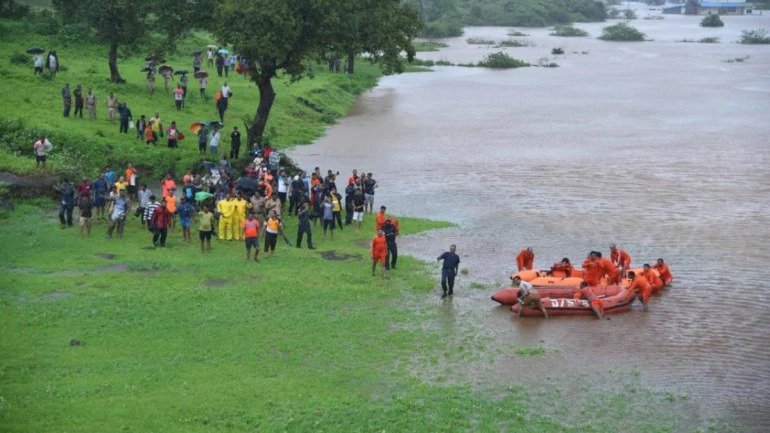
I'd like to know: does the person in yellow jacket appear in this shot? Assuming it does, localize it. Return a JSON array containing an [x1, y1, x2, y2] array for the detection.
[[216, 193, 236, 240], [231, 192, 249, 240]]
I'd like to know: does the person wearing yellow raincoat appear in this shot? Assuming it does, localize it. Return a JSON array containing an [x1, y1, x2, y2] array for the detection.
[[231, 192, 249, 240], [217, 193, 235, 240]]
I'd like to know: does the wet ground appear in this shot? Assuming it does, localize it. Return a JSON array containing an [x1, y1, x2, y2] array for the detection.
[[289, 4, 770, 430]]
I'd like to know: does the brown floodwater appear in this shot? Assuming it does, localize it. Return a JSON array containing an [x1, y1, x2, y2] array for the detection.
[[289, 5, 770, 430]]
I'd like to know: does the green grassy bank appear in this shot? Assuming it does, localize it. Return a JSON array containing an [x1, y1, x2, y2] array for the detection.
[[0, 204, 735, 433], [0, 18, 380, 178]]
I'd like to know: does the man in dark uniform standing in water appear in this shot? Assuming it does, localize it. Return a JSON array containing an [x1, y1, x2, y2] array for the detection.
[[437, 244, 460, 298]]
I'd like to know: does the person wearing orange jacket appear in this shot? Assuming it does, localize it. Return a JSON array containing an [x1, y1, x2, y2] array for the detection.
[[581, 251, 602, 286], [627, 270, 652, 311], [652, 258, 673, 285], [642, 263, 664, 292], [549, 258, 573, 277], [371, 229, 388, 278], [597, 252, 621, 285], [574, 281, 604, 319], [375, 205, 388, 232], [610, 244, 632, 275], [516, 247, 534, 271]]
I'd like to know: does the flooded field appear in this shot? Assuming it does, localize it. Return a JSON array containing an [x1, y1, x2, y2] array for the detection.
[[289, 4, 770, 430]]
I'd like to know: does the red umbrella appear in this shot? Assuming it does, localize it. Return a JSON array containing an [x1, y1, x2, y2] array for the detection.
[[190, 122, 205, 134]]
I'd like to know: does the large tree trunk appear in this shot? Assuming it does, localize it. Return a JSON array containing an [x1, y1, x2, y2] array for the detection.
[[247, 75, 276, 147], [108, 41, 125, 84], [346, 51, 355, 74]]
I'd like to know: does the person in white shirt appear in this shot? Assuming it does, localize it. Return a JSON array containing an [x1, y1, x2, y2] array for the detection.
[[209, 126, 221, 155], [33, 54, 43, 75], [512, 276, 548, 318]]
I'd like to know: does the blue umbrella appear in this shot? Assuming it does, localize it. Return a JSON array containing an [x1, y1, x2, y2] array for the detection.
[[217, 48, 230, 56]]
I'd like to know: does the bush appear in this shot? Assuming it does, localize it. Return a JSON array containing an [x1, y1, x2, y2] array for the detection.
[[551, 47, 565, 55], [499, 39, 531, 47], [0, 0, 30, 20], [9, 52, 30, 66], [508, 31, 529, 36], [738, 29, 770, 44], [624, 9, 637, 19], [599, 22, 646, 41], [477, 52, 530, 69], [699, 37, 720, 43], [701, 14, 724, 27], [607, 8, 622, 19], [466, 37, 495, 45], [550, 25, 588, 37]]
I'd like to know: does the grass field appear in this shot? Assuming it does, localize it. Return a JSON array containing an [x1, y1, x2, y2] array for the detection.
[[0, 203, 734, 433], [0, 18, 382, 178]]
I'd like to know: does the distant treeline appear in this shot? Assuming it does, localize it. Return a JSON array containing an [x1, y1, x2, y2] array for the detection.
[[410, 0, 607, 37]]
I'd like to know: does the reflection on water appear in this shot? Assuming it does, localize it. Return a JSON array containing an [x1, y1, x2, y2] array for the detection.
[[290, 5, 770, 430]]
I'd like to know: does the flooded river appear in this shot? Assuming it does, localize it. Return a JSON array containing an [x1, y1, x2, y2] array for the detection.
[[289, 4, 770, 430]]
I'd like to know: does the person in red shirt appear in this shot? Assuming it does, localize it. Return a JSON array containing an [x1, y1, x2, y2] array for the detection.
[[642, 263, 664, 292], [597, 253, 621, 285], [150, 201, 172, 247], [516, 247, 534, 271], [370, 230, 388, 278], [581, 251, 602, 286], [610, 244, 631, 275], [627, 271, 652, 311], [549, 258, 573, 278], [242, 212, 261, 261], [652, 258, 673, 285], [375, 205, 387, 232], [347, 169, 358, 186]]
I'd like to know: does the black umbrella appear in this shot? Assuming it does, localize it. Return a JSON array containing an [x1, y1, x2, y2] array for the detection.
[[195, 71, 209, 78], [236, 177, 257, 194], [141, 67, 155, 73], [159, 65, 173, 74], [174, 69, 188, 75], [192, 50, 202, 56], [207, 121, 223, 129], [26, 46, 44, 54]]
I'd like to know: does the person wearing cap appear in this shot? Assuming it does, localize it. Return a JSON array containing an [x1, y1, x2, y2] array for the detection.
[[243, 212, 261, 261], [371, 229, 388, 278], [437, 245, 460, 298]]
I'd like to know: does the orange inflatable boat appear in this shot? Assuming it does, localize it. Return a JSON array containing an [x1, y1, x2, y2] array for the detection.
[[510, 285, 636, 317]]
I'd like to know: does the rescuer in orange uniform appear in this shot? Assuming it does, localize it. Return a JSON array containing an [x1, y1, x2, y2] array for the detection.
[[516, 247, 534, 271], [370, 229, 388, 278], [581, 251, 602, 286], [574, 281, 605, 319], [375, 205, 388, 233], [550, 258, 573, 277], [597, 252, 621, 285], [652, 258, 673, 285], [627, 271, 652, 312], [642, 263, 664, 292], [610, 244, 632, 276]]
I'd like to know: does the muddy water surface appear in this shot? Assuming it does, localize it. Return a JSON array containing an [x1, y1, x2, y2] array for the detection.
[[290, 6, 770, 430]]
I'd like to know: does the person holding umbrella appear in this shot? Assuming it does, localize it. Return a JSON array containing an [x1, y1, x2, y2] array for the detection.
[[145, 69, 155, 95], [179, 71, 188, 100], [215, 53, 225, 77], [196, 123, 208, 155], [28, 47, 44, 75]]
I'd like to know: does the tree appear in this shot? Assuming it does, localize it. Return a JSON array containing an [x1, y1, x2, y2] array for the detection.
[[213, 0, 419, 145], [332, 0, 420, 74], [53, 0, 147, 83], [53, 0, 213, 83]]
